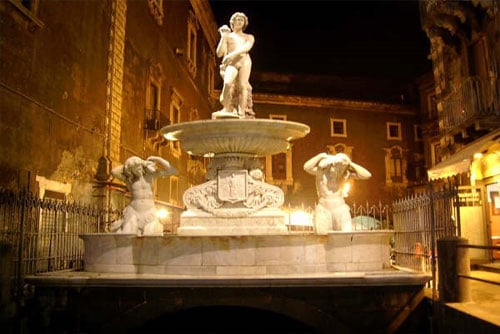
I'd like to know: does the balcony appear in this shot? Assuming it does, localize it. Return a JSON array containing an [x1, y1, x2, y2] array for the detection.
[[438, 76, 500, 134]]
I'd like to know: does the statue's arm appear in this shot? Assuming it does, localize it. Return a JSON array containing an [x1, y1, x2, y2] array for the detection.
[[146, 156, 178, 177], [216, 25, 230, 58], [348, 162, 372, 180], [303, 152, 328, 175], [224, 34, 255, 61], [111, 164, 125, 181]]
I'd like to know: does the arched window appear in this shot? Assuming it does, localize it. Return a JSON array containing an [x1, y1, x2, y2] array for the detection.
[[384, 146, 407, 186]]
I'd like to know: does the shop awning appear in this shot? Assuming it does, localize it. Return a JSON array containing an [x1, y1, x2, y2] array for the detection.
[[427, 129, 500, 180]]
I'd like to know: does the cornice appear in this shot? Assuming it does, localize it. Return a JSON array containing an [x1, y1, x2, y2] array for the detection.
[[189, 0, 218, 53], [252, 92, 418, 115]]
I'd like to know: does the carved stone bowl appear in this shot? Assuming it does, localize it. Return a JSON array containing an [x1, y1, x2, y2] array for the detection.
[[160, 119, 310, 156]]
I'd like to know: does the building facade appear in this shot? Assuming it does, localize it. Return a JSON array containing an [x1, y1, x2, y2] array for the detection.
[[0, 0, 218, 219], [250, 72, 426, 210], [419, 0, 500, 261], [1, 0, 429, 223]]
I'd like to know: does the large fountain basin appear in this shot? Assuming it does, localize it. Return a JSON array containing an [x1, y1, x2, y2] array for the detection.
[[80, 231, 394, 275], [161, 119, 310, 156]]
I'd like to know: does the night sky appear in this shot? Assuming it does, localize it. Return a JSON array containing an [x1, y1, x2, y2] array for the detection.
[[209, 0, 432, 80]]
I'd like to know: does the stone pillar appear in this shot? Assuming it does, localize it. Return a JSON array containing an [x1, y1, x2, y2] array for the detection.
[[437, 237, 471, 303]]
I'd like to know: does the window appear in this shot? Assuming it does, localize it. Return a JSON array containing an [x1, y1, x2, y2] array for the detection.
[[145, 62, 163, 131], [330, 119, 347, 137], [145, 82, 160, 130], [272, 153, 287, 180], [265, 114, 293, 185], [427, 93, 438, 120], [387, 122, 402, 140], [431, 142, 443, 165], [390, 148, 403, 183], [169, 89, 183, 155], [148, 0, 164, 26], [384, 146, 406, 185], [207, 58, 215, 95], [414, 125, 423, 141], [187, 11, 198, 77]]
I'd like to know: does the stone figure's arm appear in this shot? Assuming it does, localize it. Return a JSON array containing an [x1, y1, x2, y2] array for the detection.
[[146, 156, 178, 177], [348, 161, 372, 180], [223, 34, 255, 62], [111, 164, 126, 181], [303, 152, 329, 175], [216, 25, 230, 58]]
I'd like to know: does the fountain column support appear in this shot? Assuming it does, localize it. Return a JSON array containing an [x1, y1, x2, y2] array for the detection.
[[161, 119, 310, 236]]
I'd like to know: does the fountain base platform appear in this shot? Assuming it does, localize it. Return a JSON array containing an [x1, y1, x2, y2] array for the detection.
[[177, 209, 288, 236], [80, 231, 393, 275]]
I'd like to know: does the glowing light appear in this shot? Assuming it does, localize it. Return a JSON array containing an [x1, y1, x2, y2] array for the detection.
[[156, 208, 169, 220], [342, 182, 351, 198], [473, 152, 483, 159], [289, 210, 313, 226]]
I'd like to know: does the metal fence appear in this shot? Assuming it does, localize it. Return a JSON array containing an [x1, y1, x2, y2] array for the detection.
[[0, 189, 121, 293], [352, 202, 391, 230], [392, 185, 458, 275]]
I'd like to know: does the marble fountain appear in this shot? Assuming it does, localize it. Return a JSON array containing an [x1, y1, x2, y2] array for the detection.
[[80, 12, 395, 277], [80, 115, 394, 275]]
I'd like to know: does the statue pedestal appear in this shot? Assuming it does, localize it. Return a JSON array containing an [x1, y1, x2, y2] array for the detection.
[[177, 209, 288, 236]]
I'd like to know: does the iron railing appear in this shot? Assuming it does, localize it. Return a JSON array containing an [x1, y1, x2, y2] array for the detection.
[[439, 77, 487, 133], [0, 188, 120, 295], [392, 184, 458, 275], [351, 202, 391, 230]]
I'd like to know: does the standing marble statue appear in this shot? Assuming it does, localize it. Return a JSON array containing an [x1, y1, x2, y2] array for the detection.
[[304, 152, 371, 233], [109, 156, 177, 236], [213, 12, 255, 119]]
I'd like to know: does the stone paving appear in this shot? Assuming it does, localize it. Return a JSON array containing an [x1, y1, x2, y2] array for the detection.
[[444, 268, 500, 327]]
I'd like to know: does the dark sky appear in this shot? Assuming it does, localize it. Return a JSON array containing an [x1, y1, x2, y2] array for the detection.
[[209, 0, 432, 80]]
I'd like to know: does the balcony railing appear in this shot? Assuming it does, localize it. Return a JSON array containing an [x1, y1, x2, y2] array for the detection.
[[438, 76, 495, 133]]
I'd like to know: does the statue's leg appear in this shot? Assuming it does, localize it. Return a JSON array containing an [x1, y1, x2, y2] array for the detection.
[[121, 215, 139, 235], [237, 61, 252, 116], [314, 204, 332, 235], [338, 203, 353, 232], [109, 218, 123, 233], [144, 218, 163, 236], [221, 66, 238, 113]]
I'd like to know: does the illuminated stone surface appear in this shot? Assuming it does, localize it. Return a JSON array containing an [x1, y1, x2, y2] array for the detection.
[[81, 231, 393, 275]]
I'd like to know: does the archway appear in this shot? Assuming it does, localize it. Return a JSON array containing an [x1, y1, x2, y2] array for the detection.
[[132, 305, 317, 333]]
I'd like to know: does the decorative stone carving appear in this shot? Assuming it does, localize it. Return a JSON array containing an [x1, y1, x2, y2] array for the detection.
[[213, 12, 255, 119], [109, 156, 177, 236], [304, 152, 371, 233], [183, 168, 284, 218]]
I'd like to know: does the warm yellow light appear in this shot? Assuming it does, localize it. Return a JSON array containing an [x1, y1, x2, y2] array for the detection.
[[289, 210, 313, 226], [342, 182, 351, 198], [156, 208, 169, 220], [473, 152, 483, 159]]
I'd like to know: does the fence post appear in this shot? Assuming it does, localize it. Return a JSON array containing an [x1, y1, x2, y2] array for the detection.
[[437, 237, 471, 303], [0, 242, 13, 313]]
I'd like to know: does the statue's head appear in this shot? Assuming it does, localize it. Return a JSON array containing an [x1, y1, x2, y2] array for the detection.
[[123, 156, 150, 179], [230, 12, 248, 30]]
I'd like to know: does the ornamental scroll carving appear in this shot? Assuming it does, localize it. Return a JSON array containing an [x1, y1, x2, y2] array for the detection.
[[183, 169, 284, 217]]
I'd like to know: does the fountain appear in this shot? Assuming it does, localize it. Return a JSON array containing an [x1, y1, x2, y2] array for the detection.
[[80, 12, 395, 276], [162, 119, 309, 236]]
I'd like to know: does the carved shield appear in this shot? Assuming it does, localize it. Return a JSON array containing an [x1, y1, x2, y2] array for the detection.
[[217, 170, 248, 203]]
